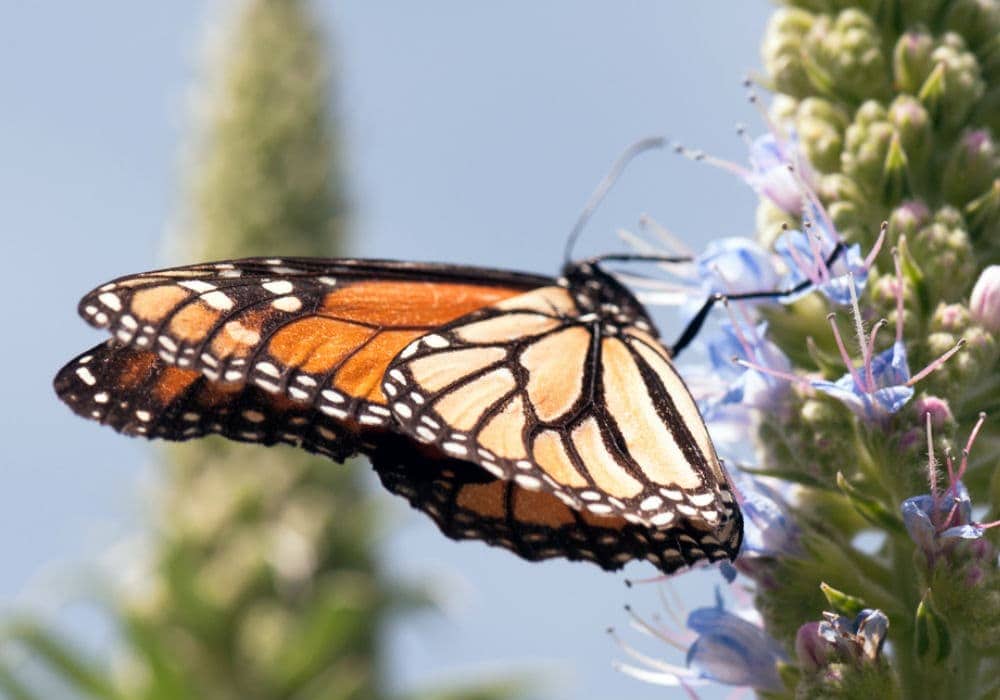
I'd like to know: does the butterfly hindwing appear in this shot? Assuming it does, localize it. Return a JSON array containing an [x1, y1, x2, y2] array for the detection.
[[384, 282, 742, 569]]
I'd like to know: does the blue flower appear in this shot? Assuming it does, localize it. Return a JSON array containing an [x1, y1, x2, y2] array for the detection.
[[796, 609, 890, 672], [695, 238, 781, 298], [811, 340, 914, 421], [613, 589, 786, 693], [812, 248, 964, 422], [744, 131, 811, 214], [774, 227, 874, 305], [901, 413, 998, 571]]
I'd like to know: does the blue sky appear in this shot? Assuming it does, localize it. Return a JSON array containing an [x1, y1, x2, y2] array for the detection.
[[1, 2, 771, 698]]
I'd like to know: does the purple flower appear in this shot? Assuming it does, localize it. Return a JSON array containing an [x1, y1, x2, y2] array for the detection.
[[773, 223, 878, 305], [901, 413, 998, 571], [613, 589, 786, 694], [744, 132, 809, 214]]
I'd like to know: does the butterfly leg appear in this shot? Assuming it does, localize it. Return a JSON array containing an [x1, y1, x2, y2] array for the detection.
[[669, 241, 846, 358]]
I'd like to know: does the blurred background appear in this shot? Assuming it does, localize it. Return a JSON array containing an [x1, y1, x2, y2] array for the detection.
[[1, 1, 770, 698]]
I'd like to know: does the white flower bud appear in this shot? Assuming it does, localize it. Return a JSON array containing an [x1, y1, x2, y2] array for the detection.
[[970, 265, 1000, 332]]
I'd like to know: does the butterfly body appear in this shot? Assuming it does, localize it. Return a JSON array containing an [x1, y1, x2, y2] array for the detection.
[[56, 256, 742, 574]]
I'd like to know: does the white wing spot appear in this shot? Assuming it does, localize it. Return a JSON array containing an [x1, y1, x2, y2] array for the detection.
[[94, 392, 109, 404], [423, 334, 449, 348], [650, 511, 675, 526], [179, 280, 217, 293], [442, 442, 467, 456], [135, 410, 152, 422], [580, 491, 602, 501], [255, 362, 281, 378], [587, 503, 613, 514], [690, 492, 716, 507], [98, 292, 122, 311], [242, 410, 265, 423], [75, 367, 96, 386], [318, 276, 337, 286], [514, 474, 542, 490], [321, 390, 345, 404], [640, 495, 663, 511], [271, 296, 302, 312], [202, 291, 235, 311], [394, 402, 413, 418], [262, 280, 293, 295]]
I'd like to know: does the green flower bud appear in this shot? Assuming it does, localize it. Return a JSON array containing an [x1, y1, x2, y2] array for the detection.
[[964, 178, 1000, 240], [762, 8, 817, 98], [888, 94, 932, 174], [943, 130, 999, 207], [888, 200, 931, 245], [944, 0, 1000, 53], [794, 97, 851, 173], [894, 30, 936, 95], [924, 307, 998, 393], [918, 33, 986, 134], [802, 9, 891, 104], [843, 101, 906, 201], [907, 206, 975, 301]]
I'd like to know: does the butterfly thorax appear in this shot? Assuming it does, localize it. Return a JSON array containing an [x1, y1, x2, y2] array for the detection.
[[558, 259, 658, 340]]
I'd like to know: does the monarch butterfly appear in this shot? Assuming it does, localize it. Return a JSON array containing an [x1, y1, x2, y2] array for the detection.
[[54, 140, 836, 575], [55, 250, 753, 574]]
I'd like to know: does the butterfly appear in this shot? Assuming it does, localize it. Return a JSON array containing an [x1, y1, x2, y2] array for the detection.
[[54, 254, 748, 575]]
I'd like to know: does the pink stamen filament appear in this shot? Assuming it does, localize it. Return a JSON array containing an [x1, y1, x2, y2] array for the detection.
[[807, 225, 831, 283], [638, 214, 695, 257], [865, 319, 888, 391], [957, 412, 987, 482], [734, 357, 807, 386], [827, 312, 867, 392], [865, 223, 888, 269], [722, 301, 759, 362], [847, 275, 872, 391], [674, 143, 750, 179], [926, 413, 940, 519], [623, 605, 691, 651], [783, 232, 823, 286], [906, 339, 966, 387]]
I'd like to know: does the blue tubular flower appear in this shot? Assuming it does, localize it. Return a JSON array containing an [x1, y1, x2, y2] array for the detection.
[[685, 592, 786, 692], [773, 222, 879, 305], [901, 412, 999, 571], [696, 237, 781, 298], [744, 132, 808, 214], [811, 245, 964, 422], [613, 588, 786, 694], [736, 476, 799, 562]]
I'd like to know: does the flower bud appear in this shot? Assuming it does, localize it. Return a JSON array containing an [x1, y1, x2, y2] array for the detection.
[[943, 129, 999, 206], [794, 97, 850, 173], [913, 395, 954, 428], [843, 101, 894, 197], [888, 94, 932, 171], [893, 30, 936, 94], [918, 33, 986, 134], [970, 265, 1000, 332], [944, 0, 1000, 53], [762, 8, 816, 98], [888, 200, 931, 244], [803, 10, 890, 104], [965, 178, 1000, 239], [908, 206, 975, 302]]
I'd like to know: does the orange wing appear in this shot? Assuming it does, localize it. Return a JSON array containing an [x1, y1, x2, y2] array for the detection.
[[76, 257, 552, 427]]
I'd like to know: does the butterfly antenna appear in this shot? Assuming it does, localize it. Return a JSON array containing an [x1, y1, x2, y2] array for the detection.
[[564, 136, 667, 265]]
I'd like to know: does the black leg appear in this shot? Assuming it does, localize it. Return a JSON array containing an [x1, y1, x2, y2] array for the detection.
[[669, 241, 846, 358]]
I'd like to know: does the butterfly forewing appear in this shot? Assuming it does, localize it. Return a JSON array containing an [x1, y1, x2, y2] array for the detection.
[[54, 341, 368, 462], [77, 258, 551, 428]]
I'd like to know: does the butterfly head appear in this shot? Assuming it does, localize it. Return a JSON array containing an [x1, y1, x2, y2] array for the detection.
[[560, 258, 658, 337]]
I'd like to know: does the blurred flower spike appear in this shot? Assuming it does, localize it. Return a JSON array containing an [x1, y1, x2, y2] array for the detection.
[[612, 587, 786, 695], [901, 412, 998, 573]]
